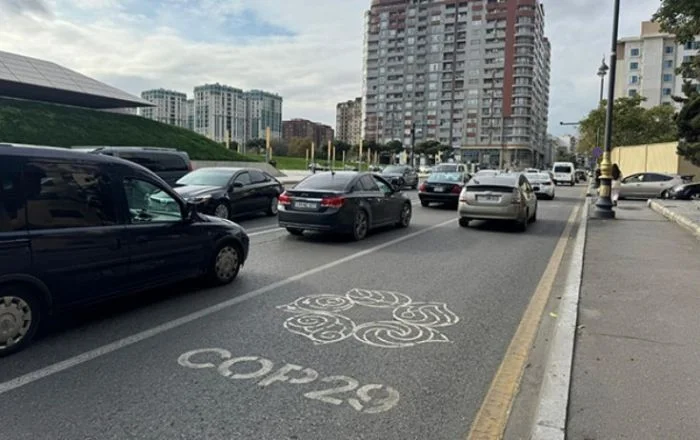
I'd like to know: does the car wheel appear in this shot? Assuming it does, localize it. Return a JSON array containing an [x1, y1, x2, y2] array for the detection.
[[266, 196, 279, 216], [206, 242, 241, 285], [420, 200, 430, 207], [0, 284, 42, 357], [530, 207, 537, 223], [691, 193, 700, 200], [397, 203, 412, 228], [459, 217, 470, 228], [660, 190, 671, 199], [517, 210, 528, 232], [570, 181, 575, 187], [213, 202, 230, 219], [411, 182, 418, 190], [286, 227, 304, 236], [351, 209, 369, 241]]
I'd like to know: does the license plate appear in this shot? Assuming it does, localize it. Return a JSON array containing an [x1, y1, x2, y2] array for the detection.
[[433, 186, 445, 192], [478, 195, 499, 201], [294, 201, 318, 210]]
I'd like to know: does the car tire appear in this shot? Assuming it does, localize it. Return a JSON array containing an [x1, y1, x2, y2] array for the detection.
[[206, 242, 242, 286], [351, 209, 369, 241], [420, 200, 430, 207], [0, 284, 42, 357], [213, 202, 230, 220], [459, 217, 470, 228], [517, 211, 528, 232], [266, 196, 279, 216], [286, 227, 304, 236], [411, 182, 418, 190], [397, 203, 412, 228], [660, 190, 671, 199], [530, 207, 537, 223]]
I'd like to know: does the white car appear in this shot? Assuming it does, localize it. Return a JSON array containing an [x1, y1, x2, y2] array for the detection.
[[527, 173, 556, 200], [552, 162, 576, 186]]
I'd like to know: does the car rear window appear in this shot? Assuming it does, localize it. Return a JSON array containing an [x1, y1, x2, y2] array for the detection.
[[296, 173, 355, 191], [554, 165, 572, 173], [466, 185, 514, 193], [118, 151, 188, 172]]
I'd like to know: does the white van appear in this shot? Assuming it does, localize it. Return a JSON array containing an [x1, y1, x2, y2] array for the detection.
[[552, 162, 576, 186]]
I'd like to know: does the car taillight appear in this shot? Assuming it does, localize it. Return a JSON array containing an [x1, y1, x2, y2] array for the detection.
[[451, 184, 462, 194], [187, 162, 194, 171], [419, 183, 427, 192], [321, 196, 345, 208], [512, 188, 522, 204], [278, 192, 292, 205]]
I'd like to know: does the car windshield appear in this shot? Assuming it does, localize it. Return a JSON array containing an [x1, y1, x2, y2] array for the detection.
[[176, 169, 235, 187], [427, 172, 462, 182], [382, 166, 406, 174], [295, 172, 355, 191], [530, 174, 551, 182], [554, 165, 572, 173]]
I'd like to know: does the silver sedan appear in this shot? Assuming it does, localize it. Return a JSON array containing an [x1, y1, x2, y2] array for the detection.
[[619, 172, 687, 199]]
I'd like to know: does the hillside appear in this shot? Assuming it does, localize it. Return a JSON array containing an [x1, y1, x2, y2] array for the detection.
[[0, 98, 257, 161]]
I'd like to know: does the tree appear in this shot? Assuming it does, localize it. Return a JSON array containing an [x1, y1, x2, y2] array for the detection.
[[576, 96, 677, 155], [287, 137, 312, 157], [384, 140, 405, 154], [414, 140, 441, 155], [332, 140, 352, 157], [270, 139, 288, 156], [653, 0, 700, 165], [245, 138, 266, 154]]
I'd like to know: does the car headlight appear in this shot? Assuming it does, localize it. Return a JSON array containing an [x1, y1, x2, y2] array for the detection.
[[187, 195, 212, 203]]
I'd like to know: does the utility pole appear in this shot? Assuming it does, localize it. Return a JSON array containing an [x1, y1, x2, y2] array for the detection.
[[410, 122, 416, 168]]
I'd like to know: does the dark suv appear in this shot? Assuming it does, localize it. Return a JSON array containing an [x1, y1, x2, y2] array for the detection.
[[0, 144, 249, 356], [72, 146, 192, 186]]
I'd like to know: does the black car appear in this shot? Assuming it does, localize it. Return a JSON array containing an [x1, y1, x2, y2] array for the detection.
[[381, 165, 419, 189], [173, 167, 284, 220], [0, 144, 249, 356], [418, 170, 471, 208], [72, 146, 192, 186], [665, 182, 700, 200], [277, 172, 412, 241]]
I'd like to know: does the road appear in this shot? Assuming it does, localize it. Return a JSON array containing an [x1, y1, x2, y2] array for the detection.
[[0, 185, 585, 440]]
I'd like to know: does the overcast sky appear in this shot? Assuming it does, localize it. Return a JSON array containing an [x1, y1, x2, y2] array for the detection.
[[0, 0, 661, 136]]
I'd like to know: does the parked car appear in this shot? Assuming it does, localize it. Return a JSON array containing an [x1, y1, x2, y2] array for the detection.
[[474, 169, 500, 178], [418, 170, 471, 208], [173, 167, 283, 219], [664, 181, 700, 200], [525, 168, 540, 174], [552, 162, 576, 186], [72, 146, 192, 187], [432, 163, 468, 173], [575, 169, 588, 183], [0, 145, 249, 356], [618, 172, 687, 199], [458, 173, 538, 231], [381, 165, 419, 189], [277, 171, 412, 241], [527, 172, 556, 200]]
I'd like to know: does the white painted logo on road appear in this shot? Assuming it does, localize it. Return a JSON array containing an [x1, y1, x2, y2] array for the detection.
[[277, 289, 460, 348]]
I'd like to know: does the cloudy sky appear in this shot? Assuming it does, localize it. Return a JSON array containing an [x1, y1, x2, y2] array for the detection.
[[1, 0, 660, 136]]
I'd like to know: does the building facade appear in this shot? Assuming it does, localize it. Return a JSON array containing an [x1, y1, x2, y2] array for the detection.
[[193, 84, 247, 145], [362, 0, 551, 168], [336, 97, 363, 145], [283, 119, 335, 148], [615, 21, 700, 109], [245, 90, 283, 141], [185, 99, 194, 131], [140, 88, 188, 127]]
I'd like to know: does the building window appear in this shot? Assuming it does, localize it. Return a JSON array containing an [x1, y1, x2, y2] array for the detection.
[[663, 73, 673, 82], [628, 89, 637, 97], [630, 48, 640, 56], [629, 75, 639, 84], [664, 60, 674, 68], [629, 62, 639, 70], [663, 88, 672, 96], [665, 46, 674, 54]]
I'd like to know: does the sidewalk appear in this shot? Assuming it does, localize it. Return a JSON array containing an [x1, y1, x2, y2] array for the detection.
[[649, 199, 700, 239], [567, 202, 700, 439]]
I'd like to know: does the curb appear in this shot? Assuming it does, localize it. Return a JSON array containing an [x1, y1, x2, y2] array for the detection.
[[647, 200, 700, 239], [529, 198, 589, 440]]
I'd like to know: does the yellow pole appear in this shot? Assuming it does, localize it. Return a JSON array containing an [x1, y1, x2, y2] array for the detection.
[[311, 142, 315, 163], [327, 140, 332, 168], [374, 151, 378, 165], [342, 150, 346, 167], [332, 146, 336, 170], [358, 140, 363, 172], [305, 148, 309, 166], [265, 127, 271, 160], [367, 148, 372, 168]]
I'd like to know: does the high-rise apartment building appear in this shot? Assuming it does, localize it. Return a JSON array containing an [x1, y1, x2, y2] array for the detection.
[[362, 0, 551, 168], [336, 97, 363, 145], [245, 90, 283, 141], [185, 99, 194, 131], [283, 119, 335, 148], [140, 88, 188, 127], [615, 21, 700, 109], [193, 84, 247, 144]]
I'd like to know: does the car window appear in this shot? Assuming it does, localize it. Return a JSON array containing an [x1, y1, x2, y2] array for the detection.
[[118, 152, 162, 172], [647, 173, 672, 182], [155, 153, 188, 172], [383, 166, 407, 174], [360, 175, 380, 191], [554, 165, 572, 173], [124, 178, 182, 223], [295, 173, 355, 191], [234, 172, 252, 186], [249, 170, 268, 184], [0, 165, 27, 232], [623, 174, 643, 183], [372, 176, 393, 195], [23, 161, 117, 230]]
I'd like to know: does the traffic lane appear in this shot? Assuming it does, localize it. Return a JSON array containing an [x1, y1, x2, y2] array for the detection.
[[0, 201, 454, 382], [0, 192, 582, 440]]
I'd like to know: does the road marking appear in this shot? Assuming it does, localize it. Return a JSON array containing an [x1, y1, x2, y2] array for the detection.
[[248, 227, 285, 237], [466, 202, 582, 440], [0, 218, 456, 396], [530, 198, 588, 439]]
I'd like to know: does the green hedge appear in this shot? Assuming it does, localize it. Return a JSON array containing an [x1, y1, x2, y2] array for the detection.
[[0, 98, 259, 161]]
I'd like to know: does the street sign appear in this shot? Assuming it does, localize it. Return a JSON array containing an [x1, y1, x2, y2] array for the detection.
[[592, 146, 603, 159]]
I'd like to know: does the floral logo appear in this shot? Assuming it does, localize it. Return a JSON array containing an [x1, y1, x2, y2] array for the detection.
[[277, 289, 460, 349]]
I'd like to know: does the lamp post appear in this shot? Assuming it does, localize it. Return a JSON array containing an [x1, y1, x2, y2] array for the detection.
[[595, 57, 609, 155], [592, 0, 620, 219]]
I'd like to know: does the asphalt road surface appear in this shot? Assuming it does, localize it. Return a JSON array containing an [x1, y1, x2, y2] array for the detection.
[[0, 186, 585, 440]]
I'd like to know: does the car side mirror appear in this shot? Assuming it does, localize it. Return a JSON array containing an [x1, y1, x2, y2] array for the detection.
[[232, 181, 243, 189], [184, 202, 198, 222]]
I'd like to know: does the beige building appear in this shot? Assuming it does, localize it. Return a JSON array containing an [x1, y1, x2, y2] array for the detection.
[[615, 21, 700, 109], [336, 97, 362, 145]]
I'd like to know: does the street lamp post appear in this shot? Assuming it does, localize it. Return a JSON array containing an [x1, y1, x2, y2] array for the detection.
[[592, 0, 620, 219], [595, 57, 609, 154]]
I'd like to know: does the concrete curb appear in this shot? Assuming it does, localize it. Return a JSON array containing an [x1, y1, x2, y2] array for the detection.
[[529, 197, 589, 440], [648, 200, 700, 239]]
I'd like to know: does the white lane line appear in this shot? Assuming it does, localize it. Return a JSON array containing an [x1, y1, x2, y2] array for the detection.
[[0, 218, 457, 396], [248, 227, 285, 237], [530, 197, 589, 440]]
